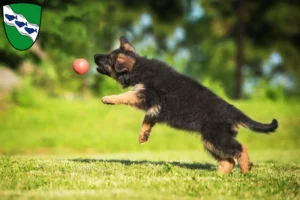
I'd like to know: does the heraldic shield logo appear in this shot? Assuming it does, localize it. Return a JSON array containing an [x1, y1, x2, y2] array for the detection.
[[3, 3, 41, 50]]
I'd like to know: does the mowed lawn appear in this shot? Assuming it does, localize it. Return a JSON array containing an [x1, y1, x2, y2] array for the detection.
[[0, 98, 299, 199], [0, 150, 299, 200]]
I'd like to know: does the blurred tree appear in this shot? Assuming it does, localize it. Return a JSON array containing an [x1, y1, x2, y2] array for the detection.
[[235, 0, 246, 99], [0, 0, 147, 94], [0, 0, 185, 95], [0, 0, 299, 99], [184, 0, 300, 98]]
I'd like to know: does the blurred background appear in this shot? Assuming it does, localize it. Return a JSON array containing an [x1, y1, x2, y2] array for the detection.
[[0, 0, 299, 155]]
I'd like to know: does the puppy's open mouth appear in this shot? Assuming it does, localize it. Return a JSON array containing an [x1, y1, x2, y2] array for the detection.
[[96, 65, 108, 75]]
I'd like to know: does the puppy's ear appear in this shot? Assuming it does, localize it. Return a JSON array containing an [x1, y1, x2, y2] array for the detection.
[[115, 53, 136, 72], [120, 36, 135, 53]]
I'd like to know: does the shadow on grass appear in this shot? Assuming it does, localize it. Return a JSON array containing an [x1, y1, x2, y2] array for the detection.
[[71, 158, 215, 171]]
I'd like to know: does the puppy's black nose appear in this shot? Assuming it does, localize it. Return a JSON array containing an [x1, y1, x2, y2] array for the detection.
[[94, 54, 101, 63], [94, 54, 107, 62]]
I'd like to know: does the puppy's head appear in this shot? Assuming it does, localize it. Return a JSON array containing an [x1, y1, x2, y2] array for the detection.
[[94, 36, 136, 80]]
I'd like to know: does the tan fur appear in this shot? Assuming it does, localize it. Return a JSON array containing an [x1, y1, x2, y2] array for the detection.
[[237, 144, 250, 173], [116, 53, 135, 71], [138, 104, 161, 143], [139, 122, 152, 143], [146, 105, 161, 117], [218, 158, 235, 174], [120, 37, 136, 52], [101, 84, 144, 106], [104, 65, 117, 80], [132, 83, 145, 91], [122, 43, 135, 52], [101, 91, 141, 105]]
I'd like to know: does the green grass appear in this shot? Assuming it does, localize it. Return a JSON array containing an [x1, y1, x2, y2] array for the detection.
[[0, 98, 299, 199], [0, 151, 299, 200], [0, 98, 299, 154]]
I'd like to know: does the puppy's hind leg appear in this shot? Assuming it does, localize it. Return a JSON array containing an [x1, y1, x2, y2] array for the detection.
[[203, 130, 251, 174], [218, 158, 235, 174], [204, 141, 236, 174], [215, 139, 251, 174], [237, 144, 252, 173]]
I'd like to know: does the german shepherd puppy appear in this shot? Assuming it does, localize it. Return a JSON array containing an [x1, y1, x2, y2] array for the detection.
[[94, 36, 278, 174]]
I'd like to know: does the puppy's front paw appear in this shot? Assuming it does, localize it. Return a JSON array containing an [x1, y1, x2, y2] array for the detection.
[[101, 96, 116, 105], [139, 131, 150, 144]]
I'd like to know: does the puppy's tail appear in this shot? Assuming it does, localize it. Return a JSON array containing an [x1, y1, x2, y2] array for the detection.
[[238, 113, 278, 134]]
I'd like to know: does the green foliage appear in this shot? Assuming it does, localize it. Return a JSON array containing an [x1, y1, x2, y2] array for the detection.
[[247, 80, 286, 102], [201, 78, 228, 100], [185, 0, 300, 98], [11, 80, 37, 107], [1, 0, 300, 99], [186, 39, 236, 97], [265, 86, 286, 101], [11, 86, 34, 107], [93, 76, 124, 96]]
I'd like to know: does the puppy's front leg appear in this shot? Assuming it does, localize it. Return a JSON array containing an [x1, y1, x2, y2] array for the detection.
[[102, 84, 145, 106], [139, 115, 156, 144], [101, 91, 143, 106], [139, 105, 161, 143]]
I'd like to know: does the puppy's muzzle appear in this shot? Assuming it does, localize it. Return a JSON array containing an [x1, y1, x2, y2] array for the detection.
[[94, 54, 108, 75]]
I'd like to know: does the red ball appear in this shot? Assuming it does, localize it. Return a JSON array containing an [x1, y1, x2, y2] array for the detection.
[[73, 58, 89, 74]]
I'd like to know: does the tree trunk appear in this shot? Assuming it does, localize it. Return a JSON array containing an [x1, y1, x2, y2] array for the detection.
[[235, 0, 246, 99]]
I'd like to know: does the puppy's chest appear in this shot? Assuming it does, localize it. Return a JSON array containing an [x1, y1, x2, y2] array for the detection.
[[132, 83, 163, 116]]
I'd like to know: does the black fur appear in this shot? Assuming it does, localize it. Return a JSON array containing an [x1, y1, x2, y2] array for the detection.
[[119, 57, 277, 157], [94, 37, 278, 166]]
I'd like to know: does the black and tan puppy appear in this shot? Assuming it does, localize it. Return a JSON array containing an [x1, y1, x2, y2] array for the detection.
[[94, 36, 278, 174]]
